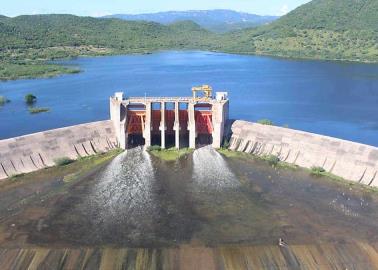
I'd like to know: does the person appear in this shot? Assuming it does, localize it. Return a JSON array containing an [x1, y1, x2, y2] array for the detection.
[[278, 238, 287, 247]]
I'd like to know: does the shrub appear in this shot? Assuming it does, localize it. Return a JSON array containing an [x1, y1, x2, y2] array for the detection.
[[28, 107, 50, 114], [0, 96, 10, 105], [311, 166, 326, 175], [147, 145, 161, 151], [222, 139, 230, 149], [54, 157, 74, 166], [10, 173, 25, 179], [25, 93, 37, 104], [263, 155, 280, 166], [257, 119, 274, 126]]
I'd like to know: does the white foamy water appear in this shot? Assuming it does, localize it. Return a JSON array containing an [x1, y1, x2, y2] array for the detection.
[[82, 147, 157, 237], [192, 145, 239, 190], [328, 193, 368, 218]]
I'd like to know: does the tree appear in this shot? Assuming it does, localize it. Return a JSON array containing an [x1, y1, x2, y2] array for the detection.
[[25, 94, 37, 105]]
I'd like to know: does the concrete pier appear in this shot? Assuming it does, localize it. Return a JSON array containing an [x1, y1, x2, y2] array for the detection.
[[160, 102, 166, 149], [188, 102, 196, 149], [110, 87, 229, 150], [174, 102, 180, 149], [144, 101, 152, 148]]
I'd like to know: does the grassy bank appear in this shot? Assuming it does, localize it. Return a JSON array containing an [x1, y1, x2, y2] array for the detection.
[[217, 148, 378, 192], [6, 149, 122, 186], [0, 61, 80, 81], [148, 146, 193, 161], [218, 148, 297, 170]]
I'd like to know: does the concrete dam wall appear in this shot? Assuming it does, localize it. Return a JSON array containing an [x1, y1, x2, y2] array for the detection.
[[229, 120, 378, 187], [0, 121, 117, 180]]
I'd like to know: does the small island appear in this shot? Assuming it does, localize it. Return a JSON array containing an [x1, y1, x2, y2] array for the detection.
[[28, 107, 50, 114]]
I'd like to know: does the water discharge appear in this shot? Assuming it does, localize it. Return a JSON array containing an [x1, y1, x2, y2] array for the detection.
[[192, 146, 239, 190], [81, 147, 157, 242]]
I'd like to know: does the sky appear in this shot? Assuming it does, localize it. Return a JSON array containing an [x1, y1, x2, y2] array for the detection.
[[0, 0, 311, 17]]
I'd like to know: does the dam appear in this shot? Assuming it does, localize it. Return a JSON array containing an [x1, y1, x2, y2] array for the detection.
[[110, 85, 229, 149], [0, 84, 377, 188]]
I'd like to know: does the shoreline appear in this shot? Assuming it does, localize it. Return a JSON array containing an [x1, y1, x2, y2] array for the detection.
[[1, 48, 377, 82]]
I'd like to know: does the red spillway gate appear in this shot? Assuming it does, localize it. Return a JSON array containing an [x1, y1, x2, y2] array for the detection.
[[127, 107, 212, 135], [195, 111, 213, 134], [127, 111, 146, 134]]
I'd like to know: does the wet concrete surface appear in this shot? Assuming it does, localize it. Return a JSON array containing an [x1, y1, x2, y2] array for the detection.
[[0, 146, 377, 268]]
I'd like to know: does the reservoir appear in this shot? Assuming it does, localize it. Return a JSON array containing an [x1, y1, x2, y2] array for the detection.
[[1, 51, 378, 146]]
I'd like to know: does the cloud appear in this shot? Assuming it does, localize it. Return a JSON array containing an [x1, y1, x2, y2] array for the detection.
[[279, 4, 290, 16]]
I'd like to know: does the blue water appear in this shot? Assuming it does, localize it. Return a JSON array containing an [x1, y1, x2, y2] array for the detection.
[[1, 51, 378, 146]]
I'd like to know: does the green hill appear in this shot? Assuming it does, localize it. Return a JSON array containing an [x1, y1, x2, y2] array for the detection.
[[1, 1, 378, 80], [276, 0, 378, 31], [223, 0, 378, 62], [0, 14, 215, 50], [0, 15, 217, 80]]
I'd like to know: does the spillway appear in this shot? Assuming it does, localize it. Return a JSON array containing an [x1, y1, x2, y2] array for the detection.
[[192, 146, 239, 190], [82, 147, 157, 242]]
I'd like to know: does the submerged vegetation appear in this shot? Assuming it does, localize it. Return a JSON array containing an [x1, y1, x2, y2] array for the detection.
[[28, 107, 50, 114]]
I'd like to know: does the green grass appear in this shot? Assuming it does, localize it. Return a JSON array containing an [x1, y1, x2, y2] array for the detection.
[[219, 148, 299, 171], [218, 149, 377, 192], [148, 146, 193, 161], [62, 149, 123, 183], [5, 149, 123, 185], [308, 166, 344, 182], [54, 157, 75, 166], [28, 107, 50, 114], [147, 145, 162, 151], [261, 154, 280, 165], [0, 62, 80, 81], [257, 119, 274, 126], [10, 173, 26, 180], [310, 166, 326, 175], [218, 148, 249, 158]]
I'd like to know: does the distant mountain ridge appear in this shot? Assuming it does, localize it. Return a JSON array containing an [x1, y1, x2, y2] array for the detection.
[[103, 9, 278, 33]]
